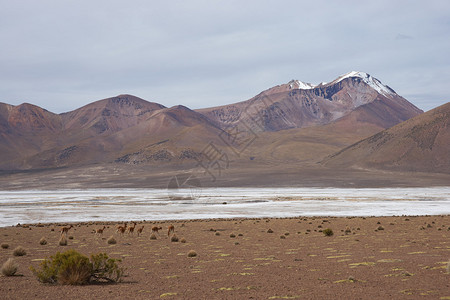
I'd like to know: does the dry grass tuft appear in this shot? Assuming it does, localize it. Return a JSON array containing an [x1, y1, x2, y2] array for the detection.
[[1, 258, 18, 276], [187, 250, 197, 257], [39, 237, 48, 245], [323, 228, 334, 236], [267, 229, 274, 233], [150, 233, 157, 240], [1, 243, 9, 249], [171, 234, 179, 242], [59, 236, 68, 246], [13, 246, 26, 256], [180, 238, 186, 243], [215, 232, 220, 236], [107, 236, 117, 244], [230, 233, 236, 238]]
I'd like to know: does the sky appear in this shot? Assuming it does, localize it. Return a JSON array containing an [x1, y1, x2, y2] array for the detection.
[[0, 0, 449, 113]]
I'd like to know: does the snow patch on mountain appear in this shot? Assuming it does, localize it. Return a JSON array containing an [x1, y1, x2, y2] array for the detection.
[[288, 80, 316, 90], [331, 71, 397, 97]]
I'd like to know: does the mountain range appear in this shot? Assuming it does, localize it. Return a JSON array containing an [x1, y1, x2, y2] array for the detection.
[[0, 71, 448, 188]]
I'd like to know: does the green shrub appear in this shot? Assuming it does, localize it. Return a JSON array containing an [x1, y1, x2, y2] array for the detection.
[[30, 249, 124, 285], [90, 253, 124, 283], [1, 258, 18, 276], [323, 228, 334, 236]]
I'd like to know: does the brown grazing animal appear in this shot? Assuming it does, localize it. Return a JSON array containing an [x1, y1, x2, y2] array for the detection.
[[127, 222, 137, 235], [95, 226, 106, 236], [137, 225, 144, 236], [116, 223, 127, 235], [152, 226, 162, 234], [168, 225, 175, 237], [60, 225, 73, 237]]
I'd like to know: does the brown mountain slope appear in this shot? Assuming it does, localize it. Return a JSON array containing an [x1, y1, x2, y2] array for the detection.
[[0, 72, 425, 172], [197, 72, 422, 132], [0, 102, 63, 164], [17, 103, 225, 169], [322, 102, 450, 173]]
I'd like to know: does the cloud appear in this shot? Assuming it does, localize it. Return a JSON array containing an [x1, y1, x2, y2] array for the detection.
[[0, 0, 449, 113]]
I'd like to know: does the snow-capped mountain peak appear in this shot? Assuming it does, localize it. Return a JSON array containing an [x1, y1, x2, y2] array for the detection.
[[331, 71, 397, 97], [288, 79, 316, 90]]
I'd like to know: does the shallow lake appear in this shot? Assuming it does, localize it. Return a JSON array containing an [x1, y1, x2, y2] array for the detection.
[[1, 187, 449, 227]]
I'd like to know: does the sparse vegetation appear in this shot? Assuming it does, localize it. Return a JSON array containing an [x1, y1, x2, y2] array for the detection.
[[187, 250, 197, 257], [13, 246, 26, 256], [377, 226, 384, 231], [39, 237, 48, 245], [215, 232, 220, 236], [170, 234, 179, 242], [150, 233, 157, 240], [230, 233, 236, 238], [1, 258, 18, 276], [1, 243, 9, 249], [447, 260, 450, 274], [280, 235, 286, 239], [180, 238, 186, 243], [345, 227, 351, 234], [30, 249, 124, 285], [107, 236, 117, 244], [59, 236, 68, 246], [323, 228, 334, 236], [68, 236, 74, 240], [267, 229, 273, 233]]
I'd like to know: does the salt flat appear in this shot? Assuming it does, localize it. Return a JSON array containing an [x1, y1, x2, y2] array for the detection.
[[1, 187, 449, 227]]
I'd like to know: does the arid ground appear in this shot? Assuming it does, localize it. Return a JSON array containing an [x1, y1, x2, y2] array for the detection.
[[1, 216, 449, 299]]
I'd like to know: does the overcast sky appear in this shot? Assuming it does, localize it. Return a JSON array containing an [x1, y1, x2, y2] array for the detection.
[[0, 0, 449, 113]]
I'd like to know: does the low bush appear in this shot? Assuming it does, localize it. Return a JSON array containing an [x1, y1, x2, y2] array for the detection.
[[59, 236, 68, 246], [107, 236, 117, 244], [1, 258, 18, 276], [170, 234, 179, 242], [187, 250, 197, 257], [323, 228, 334, 236], [13, 246, 26, 256], [30, 249, 124, 285], [1, 243, 9, 249], [39, 237, 48, 245]]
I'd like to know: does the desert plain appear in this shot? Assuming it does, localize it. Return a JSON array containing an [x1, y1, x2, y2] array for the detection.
[[1, 215, 449, 299]]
